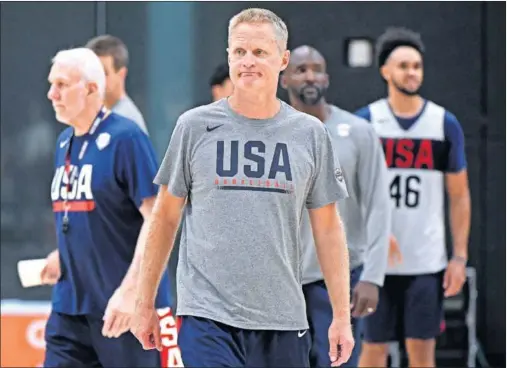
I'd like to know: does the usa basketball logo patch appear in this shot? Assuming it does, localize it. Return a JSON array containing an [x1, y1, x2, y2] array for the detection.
[[96, 133, 111, 150]]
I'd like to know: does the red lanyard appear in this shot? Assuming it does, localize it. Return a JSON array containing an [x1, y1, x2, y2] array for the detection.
[[61, 108, 107, 234]]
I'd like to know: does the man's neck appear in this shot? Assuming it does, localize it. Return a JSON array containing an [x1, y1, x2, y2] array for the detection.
[[104, 91, 125, 110], [228, 89, 280, 119], [71, 101, 103, 136], [388, 88, 424, 118], [291, 97, 330, 123]]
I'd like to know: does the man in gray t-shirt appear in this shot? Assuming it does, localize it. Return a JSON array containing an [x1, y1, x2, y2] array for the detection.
[[131, 8, 354, 368], [282, 45, 391, 367]]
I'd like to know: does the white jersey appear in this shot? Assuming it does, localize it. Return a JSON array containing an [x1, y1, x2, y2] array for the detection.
[[369, 99, 448, 275]]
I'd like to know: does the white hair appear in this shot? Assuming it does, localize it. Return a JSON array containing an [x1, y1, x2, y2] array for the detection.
[[228, 8, 289, 52], [51, 47, 106, 98]]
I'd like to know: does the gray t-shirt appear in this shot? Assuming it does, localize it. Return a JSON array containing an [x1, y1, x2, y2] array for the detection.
[[302, 105, 391, 287], [112, 94, 148, 134], [154, 98, 348, 330]]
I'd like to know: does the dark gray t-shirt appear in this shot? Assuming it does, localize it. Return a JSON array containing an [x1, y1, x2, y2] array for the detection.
[[154, 99, 348, 330]]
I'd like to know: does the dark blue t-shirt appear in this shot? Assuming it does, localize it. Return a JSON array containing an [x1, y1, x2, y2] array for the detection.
[[355, 100, 467, 172], [50, 112, 171, 316]]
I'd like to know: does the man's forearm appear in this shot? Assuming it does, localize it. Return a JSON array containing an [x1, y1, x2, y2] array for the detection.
[[120, 219, 150, 292], [360, 193, 391, 286], [358, 127, 391, 286], [137, 209, 179, 305], [314, 218, 351, 320], [360, 221, 390, 287], [450, 193, 471, 260]]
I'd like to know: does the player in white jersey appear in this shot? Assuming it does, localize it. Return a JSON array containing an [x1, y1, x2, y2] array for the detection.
[[355, 27, 471, 368], [86, 35, 148, 134]]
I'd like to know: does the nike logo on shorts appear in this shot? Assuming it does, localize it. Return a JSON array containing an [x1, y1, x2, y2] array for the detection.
[[298, 330, 307, 338]]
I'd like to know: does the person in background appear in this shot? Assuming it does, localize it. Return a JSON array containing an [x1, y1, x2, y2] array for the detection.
[[281, 45, 391, 367], [209, 62, 234, 101], [355, 27, 471, 368], [86, 34, 148, 134]]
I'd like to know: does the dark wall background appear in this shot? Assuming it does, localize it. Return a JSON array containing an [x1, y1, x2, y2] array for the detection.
[[1, 1, 100, 300], [1, 1, 504, 363]]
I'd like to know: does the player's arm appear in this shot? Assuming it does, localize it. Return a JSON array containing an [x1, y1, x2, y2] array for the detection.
[[102, 129, 166, 338], [129, 185, 186, 349], [41, 249, 60, 285], [308, 204, 350, 320], [446, 172, 470, 260], [443, 112, 471, 297], [136, 117, 192, 305], [306, 127, 354, 365], [110, 130, 161, 293], [41, 138, 67, 285], [445, 112, 470, 261], [136, 188, 186, 304], [119, 196, 155, 293], [307, 128, 350, 320], [356, 124, 391, 287]]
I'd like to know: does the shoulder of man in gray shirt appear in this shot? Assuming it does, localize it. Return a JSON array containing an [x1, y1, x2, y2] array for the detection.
[[153, 99, 348, 331], [301, 105, 391, 287], [112, 94, 149, 135]]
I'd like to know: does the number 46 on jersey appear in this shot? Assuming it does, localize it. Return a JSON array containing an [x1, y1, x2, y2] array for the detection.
[[390, 174, 421, 208]]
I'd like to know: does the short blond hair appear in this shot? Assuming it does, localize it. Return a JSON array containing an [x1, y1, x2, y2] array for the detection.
[[228, 8, 289, 51]]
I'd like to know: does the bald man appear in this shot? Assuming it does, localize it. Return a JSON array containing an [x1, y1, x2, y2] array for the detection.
[[281, 45, 391, 367]]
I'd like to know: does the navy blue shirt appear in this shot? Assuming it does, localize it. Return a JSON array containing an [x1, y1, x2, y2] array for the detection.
[[355, 100, 467, 172], [50, 112, 171, 316]]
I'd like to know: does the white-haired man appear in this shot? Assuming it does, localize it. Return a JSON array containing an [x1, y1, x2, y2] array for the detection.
[[130, 8, 354, 368], [43, 47, 171, 367]]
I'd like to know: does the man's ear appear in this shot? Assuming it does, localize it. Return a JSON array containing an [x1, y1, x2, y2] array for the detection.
[[88, 82, 98, 96], [118, 66, 128, 80], [280, 73, 288, 90], [280, 50, 290, 72], [380, 64, 390, 82], [211, 85, 219, 101]]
